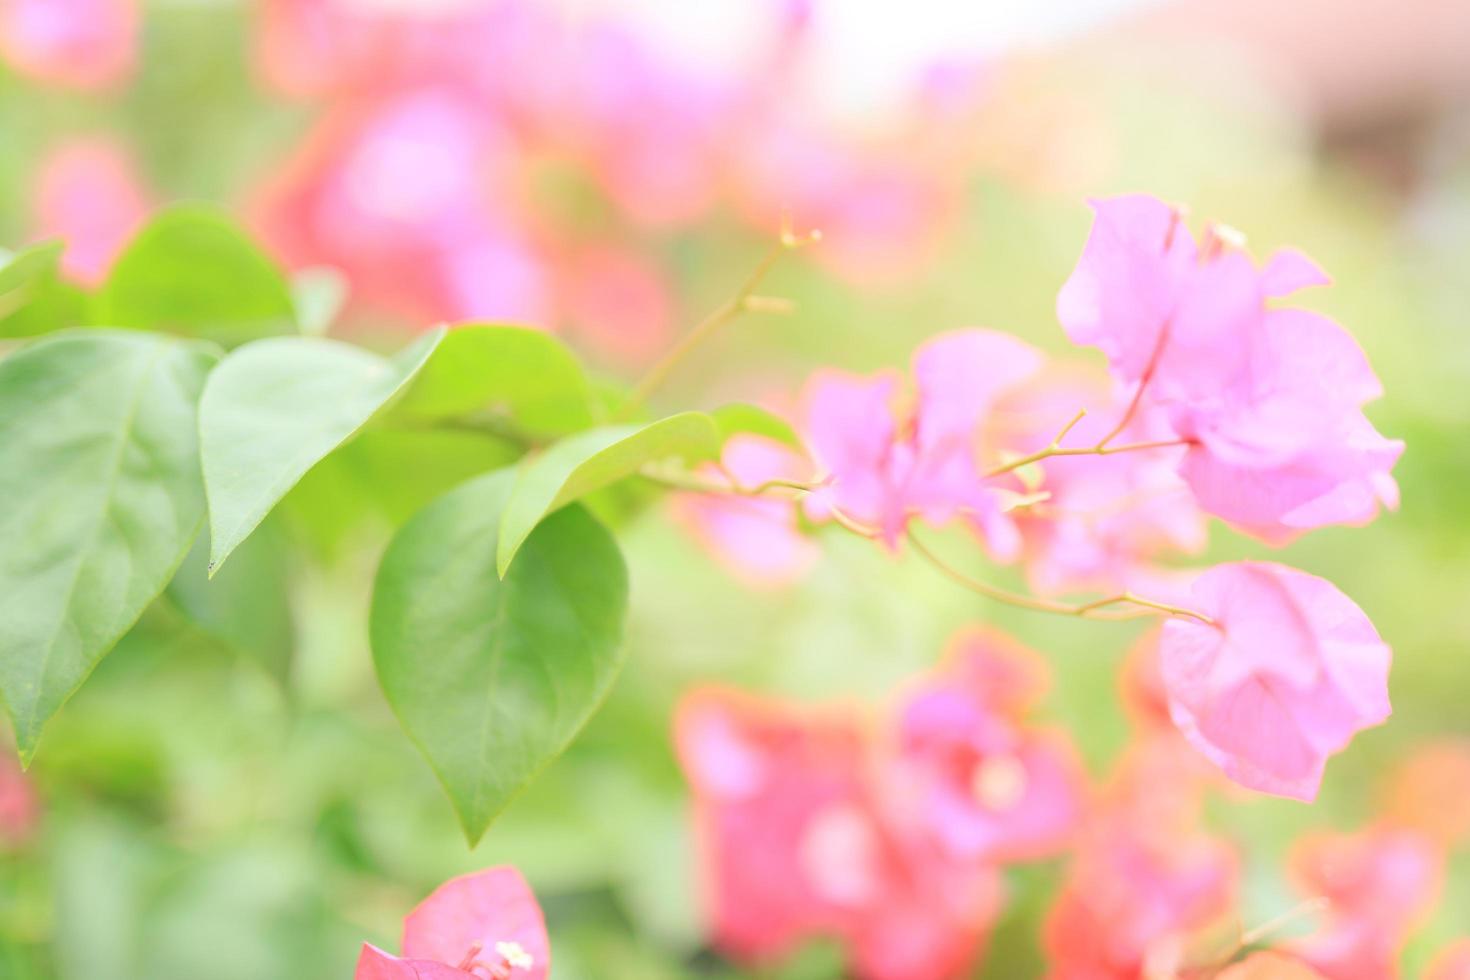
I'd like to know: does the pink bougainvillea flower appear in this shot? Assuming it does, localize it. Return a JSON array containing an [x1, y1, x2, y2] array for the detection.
[[557, 243, 673, 366], [985, 364, 1205, 595], [31, 138, 150, 285], [0, 751, 39, 848], [1159, 561, 1391, 801], [888, 627, 1087, 863], [1426, 940, 1470, 980], [1043, 787, 1238, 979], [674, 688, 1002, 980], [356, 866, 549, 980], [255, 86, 552, 328], [1381, 740, 1470, 848], [0, 0, 137, 91], [672, 434, 820, 589], [800, 329, 1043, 551], [1056, 195, 1401, 543], [1285, 827, 1442, 980], [1042, 730, 1238, 979]]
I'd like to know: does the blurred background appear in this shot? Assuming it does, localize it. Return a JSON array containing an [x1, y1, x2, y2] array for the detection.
[[1, 0, 1468, 977]]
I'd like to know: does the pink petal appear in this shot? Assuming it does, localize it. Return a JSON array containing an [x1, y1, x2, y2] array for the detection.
[[355, 945, 472, 980], [1260, 247, 1331, 296], [799, 369, 903, 536], [1160, 562, 1391, 801], [401, 868, 549, 980], [1056, 195, 1196, 382]]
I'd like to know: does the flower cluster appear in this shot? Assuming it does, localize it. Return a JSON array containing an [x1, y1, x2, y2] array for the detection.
[[679, 195, 1399, 801], [677, 632, 1470, 979], [245, 0, 983, 356], [675, 627, 1086, 979]]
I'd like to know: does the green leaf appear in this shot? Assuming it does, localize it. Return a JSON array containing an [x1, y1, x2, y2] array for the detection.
[[371, 468, 629, 844], [710, 402, 803, 449], [282, 427, 523, 561], [496, 412, 721, 576], [198, 329, 444, 574], [0, 241, 63, 300], [166, 525, 293, 684], [100, 205, 296, 344], [393, 323, 596, 439], [0, 240, 90, 338], [0, 331, 218, 760]]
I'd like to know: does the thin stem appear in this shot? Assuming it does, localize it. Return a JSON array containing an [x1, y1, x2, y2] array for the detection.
[[640, 467, 824, 497], [616, 218, 819, 420], [984, 437, 1191, 479], [906, 530, 1214, 625], [1238, 897, 1330, 948]]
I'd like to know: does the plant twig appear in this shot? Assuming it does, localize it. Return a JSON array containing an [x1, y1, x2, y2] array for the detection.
[[616, 216, 820, 421]]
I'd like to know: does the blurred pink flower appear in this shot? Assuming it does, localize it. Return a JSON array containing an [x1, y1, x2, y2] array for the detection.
[[549, 23, 734, 229], [734, 124, 956, 287], [356, 866, 549, 980], [1381, 740, 1470, 848], [799, 329, 1043, 550], [558, 244, 673, 366], [256, 87, 552, 327], [0, 752, 39, 847], [31, 138, 150, 285], [1159, 562, 1392, 801], [1056, 195, 1401, 542], [1043, 742, 1239, 980], [675, 688, 1002, 980], [1286, 827, 1442, 980], [889, 627, 1088, 863], [0, 0, 136, 91], [672, 435, 819, 589]]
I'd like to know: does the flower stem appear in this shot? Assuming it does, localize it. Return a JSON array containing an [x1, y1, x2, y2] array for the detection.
[[906, 529, 1213, 625], [616, 218, 819, 421]]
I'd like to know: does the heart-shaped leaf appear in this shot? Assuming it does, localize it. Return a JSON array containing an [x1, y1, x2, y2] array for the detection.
[[199, 329, 444, 574], [393, 323, 596, 440], [0, 331, 218, 760], [100, 204, 297, 344], [371, 468, 629, 844], [496, 412, 721, 576]]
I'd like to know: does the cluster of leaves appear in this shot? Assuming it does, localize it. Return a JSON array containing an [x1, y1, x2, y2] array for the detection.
[[0, 205, 794, 844]]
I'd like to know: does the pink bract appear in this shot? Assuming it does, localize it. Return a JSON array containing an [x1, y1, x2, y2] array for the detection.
[[355, 866, 548, 980], [1056, 195, 1401, 543], [799, 329, 1043, 551], [672, 435, 820, 588], [674, 688, 1002, 980], [1286, 826, 1443, 980], [1159, 562, 1392, 801], [890, 627, 1088, 863]]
